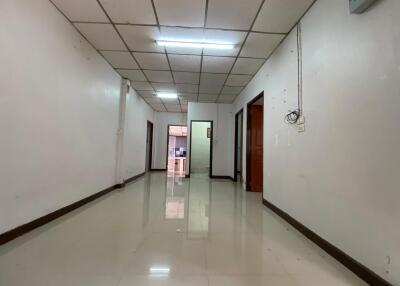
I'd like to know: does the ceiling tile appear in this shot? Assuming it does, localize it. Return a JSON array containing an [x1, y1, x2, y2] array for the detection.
[[176, 84, 198, 93], [199, 73, 227, 94], [145, 97, 163, 104], [173, 72, 200, 84], [116, 25, 164, 52], [167, 107, 182, 112], [144, 70, 173, 83], [240, 33, 284, 58], [198, 99, 217, 103], [231, 58, 264, 75], [75, 23, 126, 50], [131, 81, 154, 91], [150, 103, 167, 111], [206, 0, 263, 30], [99, 0, 156, 24], [217, 94, 236, 103], [52, 0, 109, 22], [203, 30, 247, 57], [253, 0, 314, 33], [160, 27, 204, 55], [180, 93, 198, 102], [117, 69, 146, 81], [202, 56, 235, 73], [198, 94, 219, 101], [152, 83, 176, 92], [164, 103, 181, 108], [221, 86, 243, 95], [226, 74, 252, 86], [138, 90, 156, 97], [168, 54, 201, 72], [100, 51, 138, 68], [162, 98, 180, 105], [154, 0, 206, 27], [134, 53, 170, 70]]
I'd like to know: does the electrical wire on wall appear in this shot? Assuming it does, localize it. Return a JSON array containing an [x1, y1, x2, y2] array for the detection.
[[285, 23, 304, 129]]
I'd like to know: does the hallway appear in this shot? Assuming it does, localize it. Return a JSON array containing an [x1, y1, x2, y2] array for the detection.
[[0, 173, 365, 286]]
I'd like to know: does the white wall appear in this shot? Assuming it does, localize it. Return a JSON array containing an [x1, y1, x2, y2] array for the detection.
[[187, 103, 234, 178], [123, 89, 155, 179], [153, 112, 187, 170], [0, 0, 121, 233], [191, 122, 211, 173], [233, 0, 400, 283]]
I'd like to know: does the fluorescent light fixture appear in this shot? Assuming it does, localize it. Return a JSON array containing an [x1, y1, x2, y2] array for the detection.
[[157, 40, 234, 50], [149, 267, 170, 274], [157, 92, 177, 99]]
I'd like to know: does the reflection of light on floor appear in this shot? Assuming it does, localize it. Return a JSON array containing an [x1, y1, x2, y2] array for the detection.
[[167, 171, 185, 178], [149, 266, 170, 277], [165, 197, 184, 219]]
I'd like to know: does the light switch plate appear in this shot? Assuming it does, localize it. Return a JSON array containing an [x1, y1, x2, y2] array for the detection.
[[297, 116, 305, 133], [297, 123, 305, 133]]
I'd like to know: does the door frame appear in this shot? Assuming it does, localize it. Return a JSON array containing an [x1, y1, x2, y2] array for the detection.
[[146, 120, 154, 172], [246, 92, 264, 192], [189, 120, 213, 178], [165, 124, 187, 170], [234, 109, 244, 182]]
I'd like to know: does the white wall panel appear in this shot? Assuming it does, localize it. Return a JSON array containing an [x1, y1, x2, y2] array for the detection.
[[123, 89, 155, 179], [187, 103, 234, 178], [0, 0, 121, 233], [153, 112, 187, 170], [233, 0, 400, 283]]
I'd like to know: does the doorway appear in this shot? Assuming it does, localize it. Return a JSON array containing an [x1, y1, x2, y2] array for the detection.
[[189, 121, 213, 178], [166, 125, 188, 177], [246, 93, 264, 192], [234, 110, 244, 182], [145, 121, 153, 172]]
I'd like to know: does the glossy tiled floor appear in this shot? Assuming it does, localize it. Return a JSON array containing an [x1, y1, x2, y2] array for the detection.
[[0, 172, 366, 286]]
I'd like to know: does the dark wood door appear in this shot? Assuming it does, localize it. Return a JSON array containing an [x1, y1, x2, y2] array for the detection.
[[249, 105, 263, 192], [145, 121, 153, 172]]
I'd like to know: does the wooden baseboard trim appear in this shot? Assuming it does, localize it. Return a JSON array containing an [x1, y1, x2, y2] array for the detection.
[[150, 168, 167, 171], [124, 172, 145, 185], [262, 198, 392, 286], [0, 172, 146, 246]]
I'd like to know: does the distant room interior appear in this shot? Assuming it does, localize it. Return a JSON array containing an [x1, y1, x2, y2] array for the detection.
[[167, 125, 187, 177]]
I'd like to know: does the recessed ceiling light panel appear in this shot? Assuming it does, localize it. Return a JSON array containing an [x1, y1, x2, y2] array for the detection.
[[157, 92, 178, 99], [157, 40, 234, 50]]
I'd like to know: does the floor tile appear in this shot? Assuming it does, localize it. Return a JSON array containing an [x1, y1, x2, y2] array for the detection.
[[0, 172, 367, 286]]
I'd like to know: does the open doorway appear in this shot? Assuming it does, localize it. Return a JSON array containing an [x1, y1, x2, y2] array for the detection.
[[145, 121, 154, 172], [234, 109, 244, 182], [166, 125, 188, 177], [246, 93, 264, 192], [189, 121, 213, 178]]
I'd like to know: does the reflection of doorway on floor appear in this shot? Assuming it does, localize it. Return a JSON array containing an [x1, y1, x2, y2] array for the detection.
[[167, 125, 187, 177]]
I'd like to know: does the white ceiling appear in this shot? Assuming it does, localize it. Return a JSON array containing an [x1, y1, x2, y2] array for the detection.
[[51, 0, 315, 113]]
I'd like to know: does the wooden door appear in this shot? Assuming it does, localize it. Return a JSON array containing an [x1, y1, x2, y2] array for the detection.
[[249, 105, 263, 192], [145, 121, 153, 172]]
